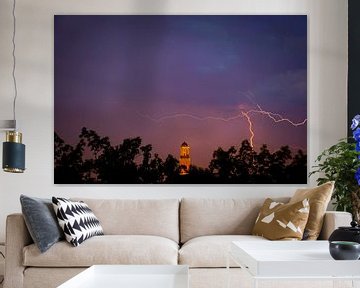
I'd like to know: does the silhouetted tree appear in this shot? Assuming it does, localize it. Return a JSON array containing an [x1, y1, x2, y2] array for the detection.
[[163, 154, 179, 183], [187, 166, 215, 184], [138, 144, 153, 183], [209, 146, 238, 182], [79, 127, 111, 183], [269, 146, 292, 183], [96, 137, 142, 183], [255, 144, 272, 183], [148, 154, 165, 183], [54, 128, 307, 184], [80, 127, 110, 159], [236, 140, 257, 183], [54, 132, 84, 184], [286, 149, 307, 183]]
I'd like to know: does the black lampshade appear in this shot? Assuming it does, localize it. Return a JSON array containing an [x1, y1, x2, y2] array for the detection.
[[2, 131, 25, 173]]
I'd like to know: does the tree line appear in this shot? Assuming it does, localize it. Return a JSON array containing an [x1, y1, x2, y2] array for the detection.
[[55, 127, 307, 184]]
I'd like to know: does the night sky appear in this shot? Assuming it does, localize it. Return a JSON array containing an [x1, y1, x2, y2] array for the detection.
[[55, 15, 307, 168]]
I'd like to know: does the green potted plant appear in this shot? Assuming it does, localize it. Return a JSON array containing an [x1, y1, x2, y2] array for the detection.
[[310, 115, 360, 222]]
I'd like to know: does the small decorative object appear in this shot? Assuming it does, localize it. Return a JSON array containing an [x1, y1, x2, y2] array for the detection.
[[329, 221, 360, 244], [329, 241, 360, 260], [310, 114, 360, 222]]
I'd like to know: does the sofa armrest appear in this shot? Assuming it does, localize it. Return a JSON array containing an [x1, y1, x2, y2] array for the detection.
[[4, 213, 33, 288], [318, 211, 352, 240]]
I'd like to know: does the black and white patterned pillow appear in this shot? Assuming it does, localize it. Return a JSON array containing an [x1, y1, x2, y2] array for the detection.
[[52, 197, 104, 247]]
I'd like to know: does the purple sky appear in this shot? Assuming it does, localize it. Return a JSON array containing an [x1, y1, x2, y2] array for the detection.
[[55, 15, 307, 168]]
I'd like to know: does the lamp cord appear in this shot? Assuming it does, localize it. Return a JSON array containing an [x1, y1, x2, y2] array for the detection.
[[12, 0, 18, 124]]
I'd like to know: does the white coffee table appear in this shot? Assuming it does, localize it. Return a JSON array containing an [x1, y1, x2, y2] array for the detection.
[[57, 265, 189, 288], [228, 241, 360, 288]]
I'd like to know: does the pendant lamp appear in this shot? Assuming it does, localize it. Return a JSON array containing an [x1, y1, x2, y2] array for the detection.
[[1, 0, 25, 173]]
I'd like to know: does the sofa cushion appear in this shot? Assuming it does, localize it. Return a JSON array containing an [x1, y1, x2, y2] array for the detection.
[[180, 198, 289, 243], [72, 198, 179, 243], [52, 197, 104, 247], [179, 235, 267, 268], [252, 198, 310, 240], [20, 195, 64, 253], [23, 235, 178, 267], [290, 181, 334, 240]]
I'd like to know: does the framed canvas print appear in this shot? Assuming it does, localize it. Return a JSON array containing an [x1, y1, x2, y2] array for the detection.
[[54, 15, 307, 184]]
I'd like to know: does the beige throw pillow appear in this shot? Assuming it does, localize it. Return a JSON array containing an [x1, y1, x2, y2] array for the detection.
[[289, 181, 334, 240], [252, 198, 310, 240]]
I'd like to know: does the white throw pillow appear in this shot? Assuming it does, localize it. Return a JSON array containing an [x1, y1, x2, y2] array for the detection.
[[52, 197, 104, 247]]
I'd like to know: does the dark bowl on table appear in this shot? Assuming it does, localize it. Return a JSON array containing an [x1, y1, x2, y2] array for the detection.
[[329, 241, 360, 260]]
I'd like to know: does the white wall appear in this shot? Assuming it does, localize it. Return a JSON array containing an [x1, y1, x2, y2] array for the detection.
[[0, 0, 348, 242]]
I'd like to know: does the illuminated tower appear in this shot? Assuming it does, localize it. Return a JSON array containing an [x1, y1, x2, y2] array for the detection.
[[179, 142, 191, 175]]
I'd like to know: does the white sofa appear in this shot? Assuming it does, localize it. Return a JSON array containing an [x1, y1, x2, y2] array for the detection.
[[4, 198, 352, 288]]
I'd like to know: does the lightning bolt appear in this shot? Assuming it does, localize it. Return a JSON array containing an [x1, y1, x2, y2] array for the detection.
[[242, 105, 307, 148], [241, 111, 255, 147], [138, 112, 243, 123], [138, 99, 307, 149], [248, 104, 307, 127]]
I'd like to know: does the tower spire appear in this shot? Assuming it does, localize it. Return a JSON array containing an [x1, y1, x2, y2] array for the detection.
[[179, 142, 190, 175]]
